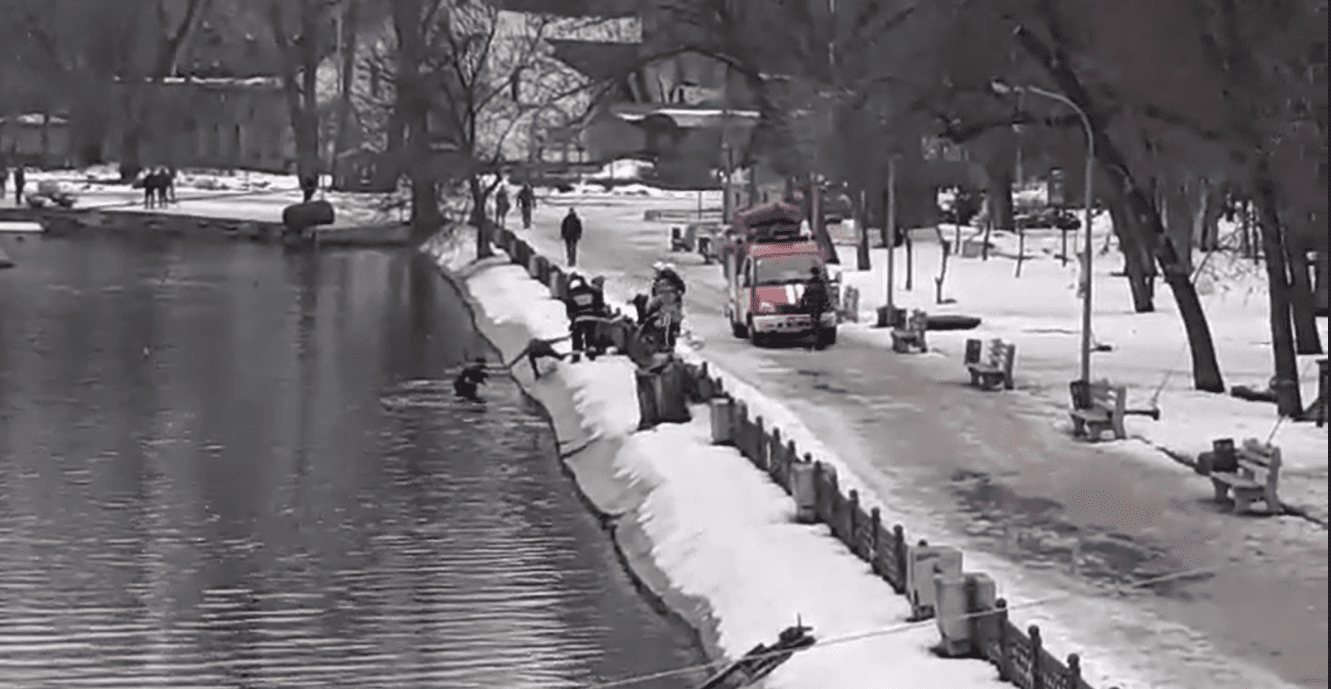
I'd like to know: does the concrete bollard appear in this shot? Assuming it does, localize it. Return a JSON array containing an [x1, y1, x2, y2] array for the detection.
[[710, 397, 736, 444], [636, 369, 658, 430], [933, 569, 970, 656], [552, 269, 569, 300], [907, 544, 963, 621], [655, 362, 691, 423], [789, 462, 818, 524], [965, 572, 997, 656]]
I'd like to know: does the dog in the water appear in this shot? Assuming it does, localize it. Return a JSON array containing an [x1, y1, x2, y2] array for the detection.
[[453, 358, 490, 401], [506, 336, 571, 379]]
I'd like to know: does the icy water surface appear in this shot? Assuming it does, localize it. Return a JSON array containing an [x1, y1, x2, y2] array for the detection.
[[0, 234, 706, 688]]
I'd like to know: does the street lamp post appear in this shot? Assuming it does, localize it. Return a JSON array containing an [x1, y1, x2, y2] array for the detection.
[[992, 81, 1095, 385]]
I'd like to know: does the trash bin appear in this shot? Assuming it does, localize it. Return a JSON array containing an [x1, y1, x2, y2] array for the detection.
[[1212, 438, 1237, 473], [964, 339, 983, 365], [1069, 380, 1091, 410]]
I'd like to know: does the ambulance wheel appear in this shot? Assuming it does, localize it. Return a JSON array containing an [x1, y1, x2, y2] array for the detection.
[[732, 318, 748, 339], [816, 327, 837, 349]]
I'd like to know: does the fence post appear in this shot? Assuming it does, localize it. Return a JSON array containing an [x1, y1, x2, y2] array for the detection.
[[870, 508, 882, 575], [769, 428, 782, 481], [1030, 625, 1044, 689], [784, 441, 798, 493], [848, 490, 860, 553], [736, 402, 750, 459], [893, 524, 908, 593], [824, 464, 840, 528], [996, 599, 1010, 681], [1067, 654, 1082, 688], [754, 416, 766, 470]]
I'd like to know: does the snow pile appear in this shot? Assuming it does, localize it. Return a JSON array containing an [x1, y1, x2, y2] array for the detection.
[[421, 225, 1009, 689]]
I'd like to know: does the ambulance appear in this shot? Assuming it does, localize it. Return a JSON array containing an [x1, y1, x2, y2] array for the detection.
[[721, 202, 838, 347]]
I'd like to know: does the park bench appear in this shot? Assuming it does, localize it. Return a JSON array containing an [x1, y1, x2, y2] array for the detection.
[[1197, 438, 1282, 515], [964, 338, 1016, 390], [890, 309, 929, 353], [1068, 379, 1126, 441]]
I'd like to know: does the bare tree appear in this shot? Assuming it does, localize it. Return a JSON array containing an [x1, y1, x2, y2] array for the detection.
[[270, 0, 337, 187]]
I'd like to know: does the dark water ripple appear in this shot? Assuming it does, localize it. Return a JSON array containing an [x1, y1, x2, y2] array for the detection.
[[0, 235, 706, 689]]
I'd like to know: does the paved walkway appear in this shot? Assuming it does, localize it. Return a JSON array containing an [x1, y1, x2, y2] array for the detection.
[[506, 194, 1327, 689]]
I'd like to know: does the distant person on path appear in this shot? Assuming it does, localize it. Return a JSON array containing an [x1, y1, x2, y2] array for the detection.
[[13, 166, 24, 206], [494, 186, 510, 228], [155, 168, 171, 207], [801, 266, 832, 339], [166, 166, 177, 204], [517, 182, 535, 229], [143, 170, 161, 209], [560, 207, 583, 267], [1, 162, 7, 201]]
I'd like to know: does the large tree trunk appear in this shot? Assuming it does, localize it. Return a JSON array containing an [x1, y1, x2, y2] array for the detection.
[[296, 0, 321, 184], [1107, 197, 1155, 312], [985, 166, 1015, 234], [1285, 232, 1323, 355], [1161, 179, 1194, 274], [1015, 27, 1224, 392], [1253, 172, 1304, 417], [469, 176, 493, 258], [392, 0, 441, 237], [333, 0, 360, 175]]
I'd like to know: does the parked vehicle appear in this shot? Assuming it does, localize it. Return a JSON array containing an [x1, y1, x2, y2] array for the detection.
[[721, 202, 838, 348], [669, 220, 725, 263], [1015, 207, 1080, 230]]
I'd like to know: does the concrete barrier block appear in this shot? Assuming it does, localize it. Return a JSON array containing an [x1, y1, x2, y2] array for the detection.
[[907, 545, 963, 621], [710, 398, 735, 444], [933, 570, 970, 656], [965, 572, 997, 655], [789, 462, 818, 524]]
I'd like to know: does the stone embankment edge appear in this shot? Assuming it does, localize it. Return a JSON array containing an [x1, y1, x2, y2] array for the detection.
[[418, 225, 729, 683]]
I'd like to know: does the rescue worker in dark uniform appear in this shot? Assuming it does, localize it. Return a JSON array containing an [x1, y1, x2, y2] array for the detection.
[[645, 263, 685, 350], [565, 273, 607, 358], [801, 266, 832, 344]]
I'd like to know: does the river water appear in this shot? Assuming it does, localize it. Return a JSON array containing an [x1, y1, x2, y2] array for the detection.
[[0, 233, 707, 688]]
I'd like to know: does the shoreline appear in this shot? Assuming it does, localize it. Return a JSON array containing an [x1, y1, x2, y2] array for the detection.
[[419, 227, 729, 684]]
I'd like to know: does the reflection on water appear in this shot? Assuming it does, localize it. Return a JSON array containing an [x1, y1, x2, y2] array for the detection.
[[0, 235, 706, 688]]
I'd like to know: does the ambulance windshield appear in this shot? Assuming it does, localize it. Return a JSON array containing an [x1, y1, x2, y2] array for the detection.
[[756, 255, 821, 285]]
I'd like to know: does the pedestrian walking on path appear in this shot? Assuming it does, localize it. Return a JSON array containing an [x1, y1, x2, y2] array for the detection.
[[561, 207, 583, 267], [1, 162, 7, 201], [517, 182, 535, 229], [13, 166, 25, 207], [495, 186, 510, 229]]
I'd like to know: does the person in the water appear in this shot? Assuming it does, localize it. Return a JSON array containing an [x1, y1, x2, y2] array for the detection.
[[453, 358, 490, 400]]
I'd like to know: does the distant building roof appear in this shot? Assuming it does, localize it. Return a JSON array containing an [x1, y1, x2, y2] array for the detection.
[[548, 40, 642, 81]]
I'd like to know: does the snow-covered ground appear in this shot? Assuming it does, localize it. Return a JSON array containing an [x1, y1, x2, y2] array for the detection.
[[5, 166, 400, 228], [421, 225, 1010, 689], [834, 216, 1329, 525]]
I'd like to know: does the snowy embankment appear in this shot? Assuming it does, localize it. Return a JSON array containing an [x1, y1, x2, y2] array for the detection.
[[835, 216, 1329, 524], [420, 225, 1008, 689]]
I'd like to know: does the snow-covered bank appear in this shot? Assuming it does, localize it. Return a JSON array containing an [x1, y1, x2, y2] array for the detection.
[[420, 225, 1008, 689]]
